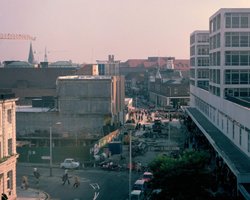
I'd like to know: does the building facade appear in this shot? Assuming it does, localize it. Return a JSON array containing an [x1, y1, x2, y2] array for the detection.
[[97, 55, 120, 76], [0, 94, 18, 200], [188, 8, 250, 198], [16, 75, 125, 142], [190, 30, 210, 99]]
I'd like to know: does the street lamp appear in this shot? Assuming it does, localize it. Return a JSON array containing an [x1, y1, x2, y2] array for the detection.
[[49, 122, 61, 177], [124, 122, 136, 200]]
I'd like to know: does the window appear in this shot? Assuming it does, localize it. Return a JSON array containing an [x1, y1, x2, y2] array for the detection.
[[232, 14, 240, 28], [8, 139, 12, 155], [241, 14, 249, 28], [7, 109, 12, 124], [7, 171, 13, 190]]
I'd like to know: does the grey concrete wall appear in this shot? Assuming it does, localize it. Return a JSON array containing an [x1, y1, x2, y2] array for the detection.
[[16, 111, 104, 137]]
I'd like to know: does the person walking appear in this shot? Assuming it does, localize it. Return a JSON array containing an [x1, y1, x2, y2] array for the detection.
[[62, 170, 70, 185], [33, 168, 40, 184], [73, 176, 80, 188]]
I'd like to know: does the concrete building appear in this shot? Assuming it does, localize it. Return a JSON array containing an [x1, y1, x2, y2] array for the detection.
[[96, 55, 120, 76], [190, 30, 210, 94], [16, 75, 125, 143], [187, 8, 250, 198], [0, 93, 18, 200]]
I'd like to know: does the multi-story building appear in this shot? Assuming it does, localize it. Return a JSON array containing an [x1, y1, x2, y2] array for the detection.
[[0, 93, 18, 200], [187, 8, 250, 198], [16, 75, 125, 140], [97, 55, 120, 76], [190, 30, 210, 97]]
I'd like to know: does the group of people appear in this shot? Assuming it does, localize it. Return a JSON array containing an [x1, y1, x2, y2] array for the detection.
[[62, 169, 80, 188], [19, 168, 80, 192]]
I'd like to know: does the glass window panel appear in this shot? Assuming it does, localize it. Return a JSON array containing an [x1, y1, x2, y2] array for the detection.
[[225, 33, 231, 47], [225, 52, 231, 66], [225, 14, 231, 28], [240, 52, 249, 66], [232, 72, 239, 84], [232, 15, 240, 28], [232, 33, 239, 47], [240, 71, 248, 84], [232, 52, 240, 65], [240, 33, 249, 47], [241, 15, 249, 28]]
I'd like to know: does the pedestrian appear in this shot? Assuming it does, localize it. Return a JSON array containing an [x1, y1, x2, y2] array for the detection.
[[73, 176, 80, 188], [1, 193, 8, 200], [62, 170, 70, 185], [33, 168, 40, 184], [21, 176, 28, 190]]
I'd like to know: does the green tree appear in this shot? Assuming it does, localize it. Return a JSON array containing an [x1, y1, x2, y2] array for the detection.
[[148, 150, 214, 200]]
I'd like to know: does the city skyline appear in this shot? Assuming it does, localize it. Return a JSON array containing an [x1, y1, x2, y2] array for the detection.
[[0, 0, 249, 63]]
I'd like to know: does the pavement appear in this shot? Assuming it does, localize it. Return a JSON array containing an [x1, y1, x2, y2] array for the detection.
[[16, 187, 49, 200]]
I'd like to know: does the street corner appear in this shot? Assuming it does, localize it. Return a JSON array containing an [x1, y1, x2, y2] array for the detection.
[[16, 186, 49, 200]]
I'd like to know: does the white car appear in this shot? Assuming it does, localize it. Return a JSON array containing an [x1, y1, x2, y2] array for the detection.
[[60, 158, 80, 169]]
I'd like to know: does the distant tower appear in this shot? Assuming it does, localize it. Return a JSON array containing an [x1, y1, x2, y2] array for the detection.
[[44, 47, 48, 62], [28, 42, 35, 64]]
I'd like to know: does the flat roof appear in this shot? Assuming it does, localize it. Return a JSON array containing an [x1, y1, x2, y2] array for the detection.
[[186, 107, 250, 178], [16, 105, 50, 112], [57, 75, 112, 80]]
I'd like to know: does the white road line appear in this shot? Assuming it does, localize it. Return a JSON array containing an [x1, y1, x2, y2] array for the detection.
[[93, 192, 99, 200], [90, 183, 99, 190]]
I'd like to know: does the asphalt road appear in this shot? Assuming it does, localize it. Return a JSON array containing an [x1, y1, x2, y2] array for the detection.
[[17, 164, 141, 200]]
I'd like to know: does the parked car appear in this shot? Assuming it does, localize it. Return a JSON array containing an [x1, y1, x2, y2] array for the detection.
[[131, 190, 145, 200], [142, 172, 153, 182], [60, 158, 80, 169]]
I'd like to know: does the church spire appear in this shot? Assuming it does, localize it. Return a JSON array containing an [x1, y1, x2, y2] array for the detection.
[[28, 42, 34, 64]]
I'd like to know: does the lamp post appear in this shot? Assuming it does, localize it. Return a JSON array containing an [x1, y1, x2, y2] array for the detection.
[[49, 122, 61, 177], [49, 126, 52, 177], [124, 122, 136, 200]]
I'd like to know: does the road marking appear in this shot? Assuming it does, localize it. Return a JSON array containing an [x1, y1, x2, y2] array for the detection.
[[93, 192, 99, 200], [90, 183, 100, 190]]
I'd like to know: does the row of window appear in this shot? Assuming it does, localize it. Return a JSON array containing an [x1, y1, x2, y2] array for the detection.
[[225, 32, 250, 47], [209, 85, 220, 97], [210, 33, 220, 50], [225, 51, 250, 66], [197, 69, 209, 78], [190, 33, 209, 45], [210, 69, 220, 84], [225, 13, 250, 29], [197, 81, 209, 91], [210, 52, 221, 66], [225, 69, 250, 85], [210, 14, 221, 33], [225, 87, 250, 98]]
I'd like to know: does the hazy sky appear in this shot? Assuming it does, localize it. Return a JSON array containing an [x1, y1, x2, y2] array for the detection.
[[0, 0, 249, 63]]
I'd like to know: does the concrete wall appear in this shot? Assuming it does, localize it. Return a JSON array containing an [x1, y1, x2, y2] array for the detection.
[[16, 111, 105, 137]]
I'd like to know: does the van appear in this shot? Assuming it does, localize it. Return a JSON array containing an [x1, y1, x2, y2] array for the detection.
[[132, 179, 147, 193], [131, 190, 145, 200]]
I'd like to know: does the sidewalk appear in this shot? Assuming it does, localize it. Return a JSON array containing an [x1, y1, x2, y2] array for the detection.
[[17, 187, 49, 200]]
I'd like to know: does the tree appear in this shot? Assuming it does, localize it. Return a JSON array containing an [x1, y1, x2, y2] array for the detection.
[[148, 150, 214, 200]]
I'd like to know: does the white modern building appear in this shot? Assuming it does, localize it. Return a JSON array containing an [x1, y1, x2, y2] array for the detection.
[[187, 8, 250, 199], [190, 30, 210, 97], [0, 93, 18, 200]]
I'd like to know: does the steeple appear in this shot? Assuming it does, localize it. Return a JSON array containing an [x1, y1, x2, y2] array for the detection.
[[44, 47, 48, 62], [28, 42, 34, 64]]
